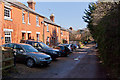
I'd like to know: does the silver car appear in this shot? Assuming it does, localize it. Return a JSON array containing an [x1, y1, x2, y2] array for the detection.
[[2, 43, 52, 67]]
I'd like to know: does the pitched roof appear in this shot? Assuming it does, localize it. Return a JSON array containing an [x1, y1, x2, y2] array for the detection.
[[44, 18, 61, 27], [61, 27, 67, 31], [3, 0, 45, 18], [2, 0, 69, 31]]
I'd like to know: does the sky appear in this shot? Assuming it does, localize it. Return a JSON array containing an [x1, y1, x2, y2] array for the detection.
[[20, 1, 95, 30]]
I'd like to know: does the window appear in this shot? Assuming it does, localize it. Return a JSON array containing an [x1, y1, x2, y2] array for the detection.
[[14, 44, 23, 51], [36, 34, 39, 41], [5, 31, 11, 43], [22, 10, 25, 23], [57, 37, 58, 42], [28, 33, 31, 39], [46, 37, 49, 45], [28, 12, 30, 24], [47, 24, 49, 32], [4, 7, 11, 19], [61, 31, 63, 36], [36, 15, 39, 26], [22, 33, 25, 40], [57, 27, 59, 33], [47, 37, 49, 42]]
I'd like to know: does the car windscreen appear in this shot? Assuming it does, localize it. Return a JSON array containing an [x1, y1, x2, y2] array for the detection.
[[22, 45, 39, 53], [59, 46, 65, 50], [39, 42, 50, 49]]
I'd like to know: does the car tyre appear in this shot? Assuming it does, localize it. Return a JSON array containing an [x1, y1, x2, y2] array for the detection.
[[65, 53, 69, 57], [52, 58, 57, 61], [26, 58, 35, 68]]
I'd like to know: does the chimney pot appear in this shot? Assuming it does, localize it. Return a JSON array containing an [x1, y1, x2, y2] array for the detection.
[[27, 0, 36, 10], [50, 14, 55, 22]]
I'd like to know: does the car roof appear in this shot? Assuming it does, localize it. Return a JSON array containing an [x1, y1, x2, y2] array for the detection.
[[4, 43, 30, 46], [58, 45, 65, 47], [22, 40, 43, 43]]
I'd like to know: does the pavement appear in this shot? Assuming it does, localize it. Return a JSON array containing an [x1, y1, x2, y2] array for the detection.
[[8, 43, 107, 79]]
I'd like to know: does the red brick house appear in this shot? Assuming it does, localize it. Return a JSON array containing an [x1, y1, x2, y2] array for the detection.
[[0, 0, 45, 44], [61, 28, 69, 44], [0, 0, 69, 46], [43, 14, 61, 46]]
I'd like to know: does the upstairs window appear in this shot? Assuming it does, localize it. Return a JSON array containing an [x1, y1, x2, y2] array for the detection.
[[36, 15, 39, 26], [47, 24, 49, 32], [28, 12, 30, 24], [4, 7, 11, 19], [57, 27, 59, 33], [61, 31, 63, 36], [22, 10, 25, 23]]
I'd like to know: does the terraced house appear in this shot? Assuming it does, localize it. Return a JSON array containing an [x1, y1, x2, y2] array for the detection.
[[61, 28, 69, 44], [0, 0, 69, 46]]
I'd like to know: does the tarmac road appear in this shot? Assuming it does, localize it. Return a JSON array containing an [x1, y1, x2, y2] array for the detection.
[[10, 43, 106, 78]]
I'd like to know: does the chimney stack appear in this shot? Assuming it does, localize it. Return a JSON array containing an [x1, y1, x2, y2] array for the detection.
[[69, 27, 73, 31], [50, 14, 55, 22], [27, 0, 36, 10]]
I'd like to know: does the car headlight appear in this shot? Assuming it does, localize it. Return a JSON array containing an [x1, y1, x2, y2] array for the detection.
[[52, 51, 57, 54], [49, 51, 57, 54], [39, 57, 45, 60]]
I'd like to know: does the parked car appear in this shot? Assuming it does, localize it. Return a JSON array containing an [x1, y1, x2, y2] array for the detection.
[[74, 44, 79, 49], [2, 43, 52, 67], [70, 44, 76, 51], [20, 40, 60, 60], [55, 45, 70, 57], [61, 44, 72, 53]]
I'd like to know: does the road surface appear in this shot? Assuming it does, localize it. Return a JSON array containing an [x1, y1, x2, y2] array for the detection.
[[9, 43, 106, 78]]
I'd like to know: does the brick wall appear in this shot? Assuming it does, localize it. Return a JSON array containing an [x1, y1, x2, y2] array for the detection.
[[2, 2, 44, 45], [0, 1, 69, 45]]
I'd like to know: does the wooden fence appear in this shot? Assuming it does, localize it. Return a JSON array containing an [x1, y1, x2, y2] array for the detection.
[[0, 47, 14, 70]]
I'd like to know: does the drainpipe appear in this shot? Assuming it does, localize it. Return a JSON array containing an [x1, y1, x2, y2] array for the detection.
[[42, 21, 44, 43]]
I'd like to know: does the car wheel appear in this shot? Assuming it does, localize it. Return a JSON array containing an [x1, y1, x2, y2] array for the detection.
[[52, 58, 57, 61], [26, 58, 35, 68], [65, 53, 69, 57]]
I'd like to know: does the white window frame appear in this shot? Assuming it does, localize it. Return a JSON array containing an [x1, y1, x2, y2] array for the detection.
[[47, 24, 49, 32], [4, 6, 12, 21], [36, 32, 40, 41], [27, 31, 32, 33], [57, 27, 59, 33], [4, 31, 12, 43], [36, 15, 39, 26], [36, 34, 39, 41], [22, 10, 25, 24], [4, 29, 13, 43], [47, 37, 49, 42], [28, 12, 30, 25]]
